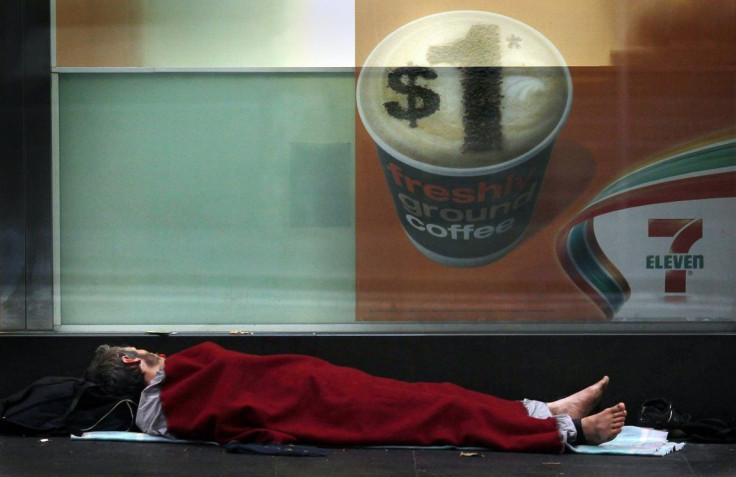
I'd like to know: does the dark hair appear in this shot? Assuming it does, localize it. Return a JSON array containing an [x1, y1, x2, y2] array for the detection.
[[84, 345, 147, 399]]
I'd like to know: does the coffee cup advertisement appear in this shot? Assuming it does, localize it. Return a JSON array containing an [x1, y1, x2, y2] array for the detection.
[[357, 11, 572, 267], [355, 3, 735, 322]]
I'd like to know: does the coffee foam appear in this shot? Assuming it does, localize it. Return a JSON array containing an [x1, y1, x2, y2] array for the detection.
[[358, 11, 571, 169]]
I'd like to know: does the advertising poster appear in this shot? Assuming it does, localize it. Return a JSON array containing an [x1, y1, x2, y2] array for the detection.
[[355, 0, 735, 322]]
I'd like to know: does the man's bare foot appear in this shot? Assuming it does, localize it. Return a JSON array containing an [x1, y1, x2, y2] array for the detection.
[[546, 376, 609, 419], [580, 402, 627, 445]]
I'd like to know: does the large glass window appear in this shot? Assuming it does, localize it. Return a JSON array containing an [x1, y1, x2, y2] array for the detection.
[[49, 1, 735, 332]]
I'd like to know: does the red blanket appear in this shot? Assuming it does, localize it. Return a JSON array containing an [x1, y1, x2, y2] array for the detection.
[[160, 342, 561, 452]]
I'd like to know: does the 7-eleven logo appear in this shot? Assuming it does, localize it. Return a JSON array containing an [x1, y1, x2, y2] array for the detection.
[[646, 219, 704, 294]]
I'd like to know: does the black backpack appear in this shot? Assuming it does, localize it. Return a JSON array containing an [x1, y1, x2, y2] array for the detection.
[[0, 376, 138, 436]]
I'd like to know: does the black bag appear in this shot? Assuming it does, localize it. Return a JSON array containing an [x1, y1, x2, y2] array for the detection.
[[0, 376, 138, 436]]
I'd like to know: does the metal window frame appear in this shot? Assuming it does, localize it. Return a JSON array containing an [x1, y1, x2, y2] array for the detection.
[[0, 0, 53, 331]]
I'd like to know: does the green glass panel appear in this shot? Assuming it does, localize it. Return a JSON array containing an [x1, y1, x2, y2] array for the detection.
[[58, 72, 355, 325]]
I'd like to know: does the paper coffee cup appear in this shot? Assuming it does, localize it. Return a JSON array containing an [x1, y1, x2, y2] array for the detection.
[[357, 11, 572, 267]]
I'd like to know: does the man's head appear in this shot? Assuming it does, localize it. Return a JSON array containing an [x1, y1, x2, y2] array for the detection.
[[85, 345, 165, 398]]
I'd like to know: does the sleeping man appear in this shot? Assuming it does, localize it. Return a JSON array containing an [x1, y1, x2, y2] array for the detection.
[[84, 342, 626, 452]]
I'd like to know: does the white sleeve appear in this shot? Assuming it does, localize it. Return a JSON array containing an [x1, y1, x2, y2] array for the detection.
[[135, 370, 173, 438]]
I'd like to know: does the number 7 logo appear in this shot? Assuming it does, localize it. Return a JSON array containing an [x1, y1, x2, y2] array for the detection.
[[648, 219, 703, 293]]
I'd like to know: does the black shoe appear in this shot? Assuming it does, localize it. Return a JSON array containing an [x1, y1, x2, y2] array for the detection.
[[637, 398, 691, 430]]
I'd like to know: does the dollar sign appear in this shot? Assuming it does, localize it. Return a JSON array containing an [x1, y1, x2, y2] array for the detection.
[[383, 67, 440, 128]]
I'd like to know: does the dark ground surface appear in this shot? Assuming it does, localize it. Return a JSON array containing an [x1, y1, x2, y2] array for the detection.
[[0, 434, 734, 477]]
